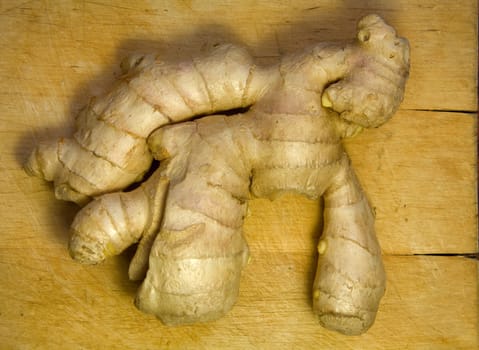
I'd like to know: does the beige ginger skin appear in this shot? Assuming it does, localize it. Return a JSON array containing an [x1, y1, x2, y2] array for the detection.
[[25, 15, 410, 335]]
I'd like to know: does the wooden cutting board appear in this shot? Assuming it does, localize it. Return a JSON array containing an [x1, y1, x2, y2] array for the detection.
[[1, 1, 477, 348]]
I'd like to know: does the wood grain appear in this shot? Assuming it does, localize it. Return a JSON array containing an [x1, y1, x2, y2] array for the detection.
[[1, 251, 476, 349], [0, 0, 477, 348]]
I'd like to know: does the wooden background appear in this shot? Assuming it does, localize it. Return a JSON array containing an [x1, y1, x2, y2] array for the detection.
[[0, 1, 477, 348]]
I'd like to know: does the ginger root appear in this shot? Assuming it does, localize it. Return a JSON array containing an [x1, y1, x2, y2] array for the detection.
[[26, 15, 409, 335], [25, 44, 265, 205]]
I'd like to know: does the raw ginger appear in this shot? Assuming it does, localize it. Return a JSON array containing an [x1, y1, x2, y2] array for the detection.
[[25, 43, 265, 205], [25, 15, 409, 335]]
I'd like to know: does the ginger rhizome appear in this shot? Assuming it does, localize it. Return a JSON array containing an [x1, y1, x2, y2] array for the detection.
[[25, 44, 265, 205], [26, 15, 410, 335]]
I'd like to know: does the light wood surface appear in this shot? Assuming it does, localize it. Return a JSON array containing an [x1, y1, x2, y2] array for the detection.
[[1, 1, 477, 349]]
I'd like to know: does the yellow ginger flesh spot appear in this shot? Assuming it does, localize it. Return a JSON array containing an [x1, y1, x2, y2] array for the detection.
[[317, 239, 328, 255], [321, 92, 333, 108]]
